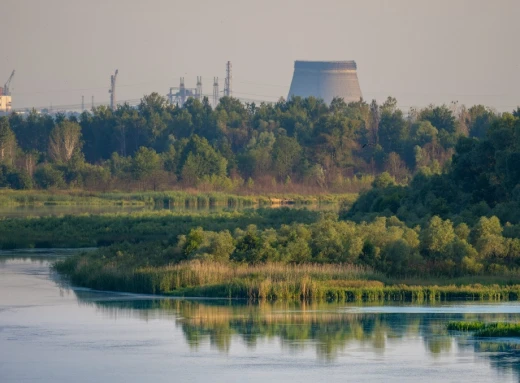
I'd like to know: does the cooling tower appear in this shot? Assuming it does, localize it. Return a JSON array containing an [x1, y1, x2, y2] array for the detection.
[[288, 61, 362, 104]]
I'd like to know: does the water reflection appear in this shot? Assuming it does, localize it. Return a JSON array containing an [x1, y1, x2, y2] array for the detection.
[[3, 255, 520, 382], [460, 339, 520, 378], [71, 290, 520, 376]]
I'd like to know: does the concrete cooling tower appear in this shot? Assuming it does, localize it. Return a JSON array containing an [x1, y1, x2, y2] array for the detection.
[[288, 61, 362, 104]]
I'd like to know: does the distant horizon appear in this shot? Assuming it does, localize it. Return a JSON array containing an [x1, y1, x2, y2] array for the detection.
[[3, 0, 519, 112]]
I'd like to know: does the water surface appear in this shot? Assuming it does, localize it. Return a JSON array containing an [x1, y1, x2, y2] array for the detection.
[[1, 252, 520, 382], [0, 203, 337, 218]]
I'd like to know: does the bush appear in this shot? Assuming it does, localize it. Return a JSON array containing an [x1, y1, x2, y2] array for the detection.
[[34, 164, 66, 189]]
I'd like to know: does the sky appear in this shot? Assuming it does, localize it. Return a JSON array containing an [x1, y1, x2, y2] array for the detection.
[[2, 0, 520, 111]]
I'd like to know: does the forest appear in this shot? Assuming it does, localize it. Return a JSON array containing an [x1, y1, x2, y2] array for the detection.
[[0, 94, 511, 192]]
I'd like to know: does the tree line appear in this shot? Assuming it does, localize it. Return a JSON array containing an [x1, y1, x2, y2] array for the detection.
[[0, 93, 510, 191]]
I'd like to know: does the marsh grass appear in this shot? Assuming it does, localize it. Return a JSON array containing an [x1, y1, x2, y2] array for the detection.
[[447, 321, 520, 337], [475, 323, 520, 337]]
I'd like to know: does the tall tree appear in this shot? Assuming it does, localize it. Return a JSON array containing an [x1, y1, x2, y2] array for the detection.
[[0, 117, 17, 165], [48, 120, 82, 163], [272, 135, 302, 179]]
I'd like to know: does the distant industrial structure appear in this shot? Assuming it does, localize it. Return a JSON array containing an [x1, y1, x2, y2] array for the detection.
[[10, 59, 362, 114], [212, 77, 219, 107], [224, 61, 232, 97], [167, 61, 232, 108], [109, 69, 118, 111], [0, 70, 15, 113], [288, 61, 362, 104]]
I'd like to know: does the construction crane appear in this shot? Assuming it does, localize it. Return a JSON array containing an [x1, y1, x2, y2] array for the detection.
[[3, 70, 15, 96]]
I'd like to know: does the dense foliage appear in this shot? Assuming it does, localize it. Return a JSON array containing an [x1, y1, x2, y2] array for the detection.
[[1, 94, 503, 192], [0, 207, 320, 249], [347, 112, 520, 226], [53, 209, 520, 283]]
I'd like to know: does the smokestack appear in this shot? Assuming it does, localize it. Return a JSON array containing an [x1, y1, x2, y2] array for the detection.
[[288, 61, 362, 104]]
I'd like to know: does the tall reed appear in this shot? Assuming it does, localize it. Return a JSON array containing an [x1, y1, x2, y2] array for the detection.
[[55, 259, 520, 303]]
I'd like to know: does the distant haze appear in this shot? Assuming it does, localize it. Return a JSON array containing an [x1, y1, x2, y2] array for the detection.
[[3, 0, 519, 111]]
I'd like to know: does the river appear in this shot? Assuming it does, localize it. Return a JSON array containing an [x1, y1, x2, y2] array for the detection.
[[1, 251, 520, 382]]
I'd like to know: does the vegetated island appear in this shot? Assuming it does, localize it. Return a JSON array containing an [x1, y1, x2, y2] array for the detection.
[[447, 321, 520, 337], [1, 95, 519, 301]]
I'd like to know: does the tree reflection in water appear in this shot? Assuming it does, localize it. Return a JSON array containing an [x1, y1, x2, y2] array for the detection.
[[72, 290, 520, 378]]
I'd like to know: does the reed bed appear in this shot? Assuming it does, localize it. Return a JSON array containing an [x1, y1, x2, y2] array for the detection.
[[55, 259, 520, 303]]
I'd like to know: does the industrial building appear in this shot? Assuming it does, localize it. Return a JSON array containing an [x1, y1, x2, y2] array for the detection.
[[288, 61, 362, 104]]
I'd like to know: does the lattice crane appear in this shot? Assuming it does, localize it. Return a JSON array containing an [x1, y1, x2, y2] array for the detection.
[[3, 70, 15, 96]]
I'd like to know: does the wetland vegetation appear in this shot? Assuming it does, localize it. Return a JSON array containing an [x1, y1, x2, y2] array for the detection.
[[448, 321, 520, 337]]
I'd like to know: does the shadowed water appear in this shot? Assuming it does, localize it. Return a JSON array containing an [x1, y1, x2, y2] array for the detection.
[[1, 252, 520, 382]]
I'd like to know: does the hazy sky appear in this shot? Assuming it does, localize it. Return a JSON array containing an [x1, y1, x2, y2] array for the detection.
[[3, 0, 520, 111]]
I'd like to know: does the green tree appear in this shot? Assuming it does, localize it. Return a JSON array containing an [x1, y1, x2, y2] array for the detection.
[[372, 172, 395, 188], [420, 105, 457, 134], [34, 164, 66, 189], [411, 121, 438, 146], [132, 147, 161, 180], [0, 117, 16, 165], [420, 216, 455, 260], [179, 135, 227, 184], [272, 135, 301, 179], [378, 108, 408, 154]]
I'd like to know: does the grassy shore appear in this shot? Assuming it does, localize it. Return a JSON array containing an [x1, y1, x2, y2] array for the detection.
[[54, 259, 520, 302]]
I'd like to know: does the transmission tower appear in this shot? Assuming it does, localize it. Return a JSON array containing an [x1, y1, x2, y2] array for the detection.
[[224, 61, 232, 97], [109, 69, 118, 110], [213, 77, 219, 107]]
